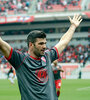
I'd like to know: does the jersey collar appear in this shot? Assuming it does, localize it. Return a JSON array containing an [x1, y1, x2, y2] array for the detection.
[[30, 56, 41, 60]]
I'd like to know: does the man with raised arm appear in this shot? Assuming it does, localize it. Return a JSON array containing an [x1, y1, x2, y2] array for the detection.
[[0, 14, 82, 100]]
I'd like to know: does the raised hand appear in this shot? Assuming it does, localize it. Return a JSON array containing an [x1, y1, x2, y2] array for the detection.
[[68, 14, 82, 27]]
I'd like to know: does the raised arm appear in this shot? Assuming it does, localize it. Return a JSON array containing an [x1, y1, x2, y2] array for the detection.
[[0, 37, 11, 58], [55, 14, 82, 55]]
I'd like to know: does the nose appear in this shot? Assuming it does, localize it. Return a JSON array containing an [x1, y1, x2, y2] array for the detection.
[[43, 44, 46, 49]]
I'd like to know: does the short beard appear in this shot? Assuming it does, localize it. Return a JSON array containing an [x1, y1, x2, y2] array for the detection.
[[33, 43, 44, 57]]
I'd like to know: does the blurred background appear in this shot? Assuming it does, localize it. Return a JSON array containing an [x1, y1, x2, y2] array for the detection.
[[0, 0, 90, 100]]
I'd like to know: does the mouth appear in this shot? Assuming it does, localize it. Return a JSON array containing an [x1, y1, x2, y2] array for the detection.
[[41, 50, 45, 53]]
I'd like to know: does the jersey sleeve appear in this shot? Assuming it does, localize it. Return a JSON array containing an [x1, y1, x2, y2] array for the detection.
[[45, 47, 59, 63], [5, 48, 25, 70]]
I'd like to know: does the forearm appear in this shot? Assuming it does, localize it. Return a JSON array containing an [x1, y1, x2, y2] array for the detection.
[[59, 68, 64, 72], [0, 37, 11, 58], [60, 24, 76, 45], [55, 14, 82, 54], [55, 24, 76, 54]]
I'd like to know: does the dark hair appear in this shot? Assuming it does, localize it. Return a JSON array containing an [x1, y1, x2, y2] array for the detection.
[[27, 30, 46, 47]]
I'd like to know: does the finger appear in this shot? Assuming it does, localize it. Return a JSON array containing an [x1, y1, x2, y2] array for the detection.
[[75, 14, 79, 19], [73, 14, 76, 20], [68, 16, 72, 22], [79, 19, 83, 23], [78, 16, 82, 21]]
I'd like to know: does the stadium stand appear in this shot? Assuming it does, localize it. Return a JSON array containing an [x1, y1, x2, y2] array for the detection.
[[35, 0, 82, 13], [0, 0, 89, 15], [0, 0, 31, 15]]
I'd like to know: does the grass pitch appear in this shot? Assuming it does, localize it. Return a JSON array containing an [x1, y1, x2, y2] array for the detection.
[[60, 79, 90, 100], [0, 79, 90, 100], [0, 79, 20, 100]]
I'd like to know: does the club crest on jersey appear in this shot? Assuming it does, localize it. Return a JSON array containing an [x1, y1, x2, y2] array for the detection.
[[54, 70, 58, 74], [35, 68, 48, 83]]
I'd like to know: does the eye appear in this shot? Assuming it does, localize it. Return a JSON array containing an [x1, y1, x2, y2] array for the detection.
[[39, 43, 44, 45], [39, 42, 46, 45]]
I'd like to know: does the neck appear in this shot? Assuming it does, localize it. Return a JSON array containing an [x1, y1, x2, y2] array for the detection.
[[28, 50, 40, 59]]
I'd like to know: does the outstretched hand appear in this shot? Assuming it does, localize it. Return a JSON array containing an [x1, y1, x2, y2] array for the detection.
[[68, 14, 82, 27]]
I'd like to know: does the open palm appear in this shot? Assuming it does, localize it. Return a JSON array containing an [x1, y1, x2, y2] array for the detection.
[[68, 14, 82, 27]]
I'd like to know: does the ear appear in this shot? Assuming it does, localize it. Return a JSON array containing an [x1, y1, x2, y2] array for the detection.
[[29, 42, 33, 47]]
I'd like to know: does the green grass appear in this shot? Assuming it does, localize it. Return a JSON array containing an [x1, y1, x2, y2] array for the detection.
[[0, 79, 90, 100], [60, 79, 90, 100], [0, 79, 20, 100]]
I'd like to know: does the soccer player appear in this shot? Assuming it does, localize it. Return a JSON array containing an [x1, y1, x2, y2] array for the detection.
[[7, 64, 15, 84], [0, 14, 82, 100], [52, 60, 64, 97]]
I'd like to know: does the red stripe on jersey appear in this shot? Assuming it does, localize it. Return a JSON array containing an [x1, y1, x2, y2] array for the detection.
[[30, 56, 41, 60], [5, 47, 13, 60]]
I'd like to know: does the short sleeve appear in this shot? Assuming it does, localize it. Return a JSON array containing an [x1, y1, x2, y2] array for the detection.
[[45, 47, 59, 63], [5, 48, 25, 70]]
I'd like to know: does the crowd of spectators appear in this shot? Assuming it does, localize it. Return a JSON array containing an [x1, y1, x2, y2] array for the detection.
[[0, 0, 30, 15], [0, 44, 89, 66], [0, 0, 89, 16], [36, 0, 81, 12], [58, 44, 89, 65]]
